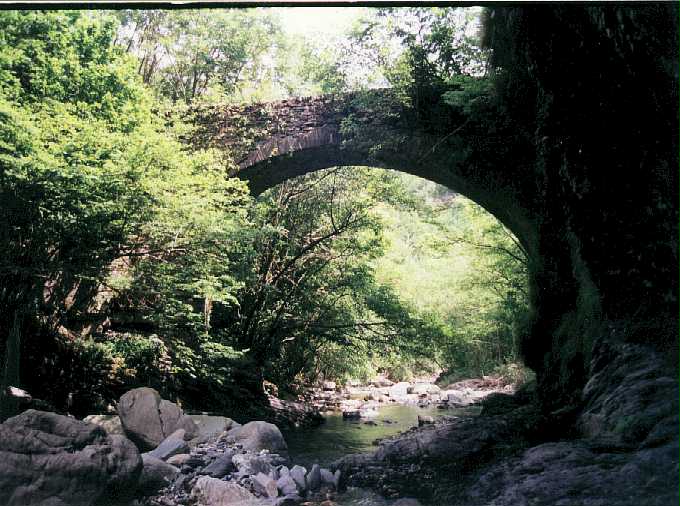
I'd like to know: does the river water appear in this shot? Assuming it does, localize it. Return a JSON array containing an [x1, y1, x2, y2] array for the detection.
[[281, 403, 480, 505]]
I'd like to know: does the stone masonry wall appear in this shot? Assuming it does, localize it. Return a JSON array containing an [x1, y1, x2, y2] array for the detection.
[[188, 90, 403, 171]]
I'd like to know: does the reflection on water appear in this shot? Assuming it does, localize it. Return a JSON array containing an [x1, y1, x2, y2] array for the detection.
[[281, 403, 479, 469], [333, 487, 392, 505], [282, 403, 480, 505]]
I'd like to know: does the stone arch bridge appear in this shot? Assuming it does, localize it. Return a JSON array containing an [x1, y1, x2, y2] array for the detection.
[[189, 90, 537, 259]]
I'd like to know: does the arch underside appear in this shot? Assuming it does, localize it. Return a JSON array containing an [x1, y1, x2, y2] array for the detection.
[[237, 140, 538, 262]]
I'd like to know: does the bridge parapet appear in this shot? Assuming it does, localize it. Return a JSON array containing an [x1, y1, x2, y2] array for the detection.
[[188, 90, 404, 171]]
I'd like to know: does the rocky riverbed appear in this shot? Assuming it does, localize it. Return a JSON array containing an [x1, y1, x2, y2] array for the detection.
[[0, 373, 506, 506], [333, 340, 679, 506], [0, 384, 428, 506], [1, 341, 676, 506], [298, 374, 514, 420]]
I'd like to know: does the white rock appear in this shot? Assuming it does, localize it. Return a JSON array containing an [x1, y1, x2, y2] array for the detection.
[[232, 453, 272, 476], [359, 407, 379, 418], [408, 383, 434, 395], [389, 382, 410, 397], [191, 476, 267, 505], [83, 414, 125, 436], [290, 465, 307, 492]]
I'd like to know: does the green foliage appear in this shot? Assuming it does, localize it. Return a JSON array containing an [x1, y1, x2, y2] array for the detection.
[[441, 74, 493, 115], [0, 10, 253, 414], [277, 35, 350, 96], [0, 98, 153, 333], [0, 11, 159, 339], [348, 8, 488, 102], [0, 11, 148, 128], [115, 142, 250, 335], [223, 168, 388, 381], [216, 166, 529, 388], [0, 8, 532, 418], [373, 173, 529, 380], [114, 9, 284, 103]]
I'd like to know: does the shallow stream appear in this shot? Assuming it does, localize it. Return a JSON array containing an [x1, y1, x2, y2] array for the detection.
[[281, 403, 480, 505]]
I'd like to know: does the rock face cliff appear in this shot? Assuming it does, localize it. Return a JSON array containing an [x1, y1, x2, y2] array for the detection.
[[464, 340, 678, 506], [480, 4, 679, 407]]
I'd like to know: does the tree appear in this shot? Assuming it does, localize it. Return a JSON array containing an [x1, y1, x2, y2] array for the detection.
[[373, 173, 529, 379], [114, 9, 283, 103], [214, 168, 443, 386], [0, 11, 251, 417]]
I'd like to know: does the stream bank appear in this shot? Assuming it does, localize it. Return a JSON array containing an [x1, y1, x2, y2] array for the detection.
[[333, 340, 679, 506], [281, 404, 480, 469]]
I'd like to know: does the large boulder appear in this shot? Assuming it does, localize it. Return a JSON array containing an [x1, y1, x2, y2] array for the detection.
[[191, 476, 267, 505], [228, 421, 288, 454], [389, 382, 410, 398], [117, 387, 163, 449], [159, 399, 198, 437], [117, 387, 198, 450], [0, 409, 141, 506]]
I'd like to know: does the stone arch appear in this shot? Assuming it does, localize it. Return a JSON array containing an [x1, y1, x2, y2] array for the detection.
[[239, 139, 537, 260], [194, 91, 539, 263]]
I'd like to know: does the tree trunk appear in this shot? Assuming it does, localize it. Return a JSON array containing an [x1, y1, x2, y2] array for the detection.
[[0, 312, 21, 421]]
